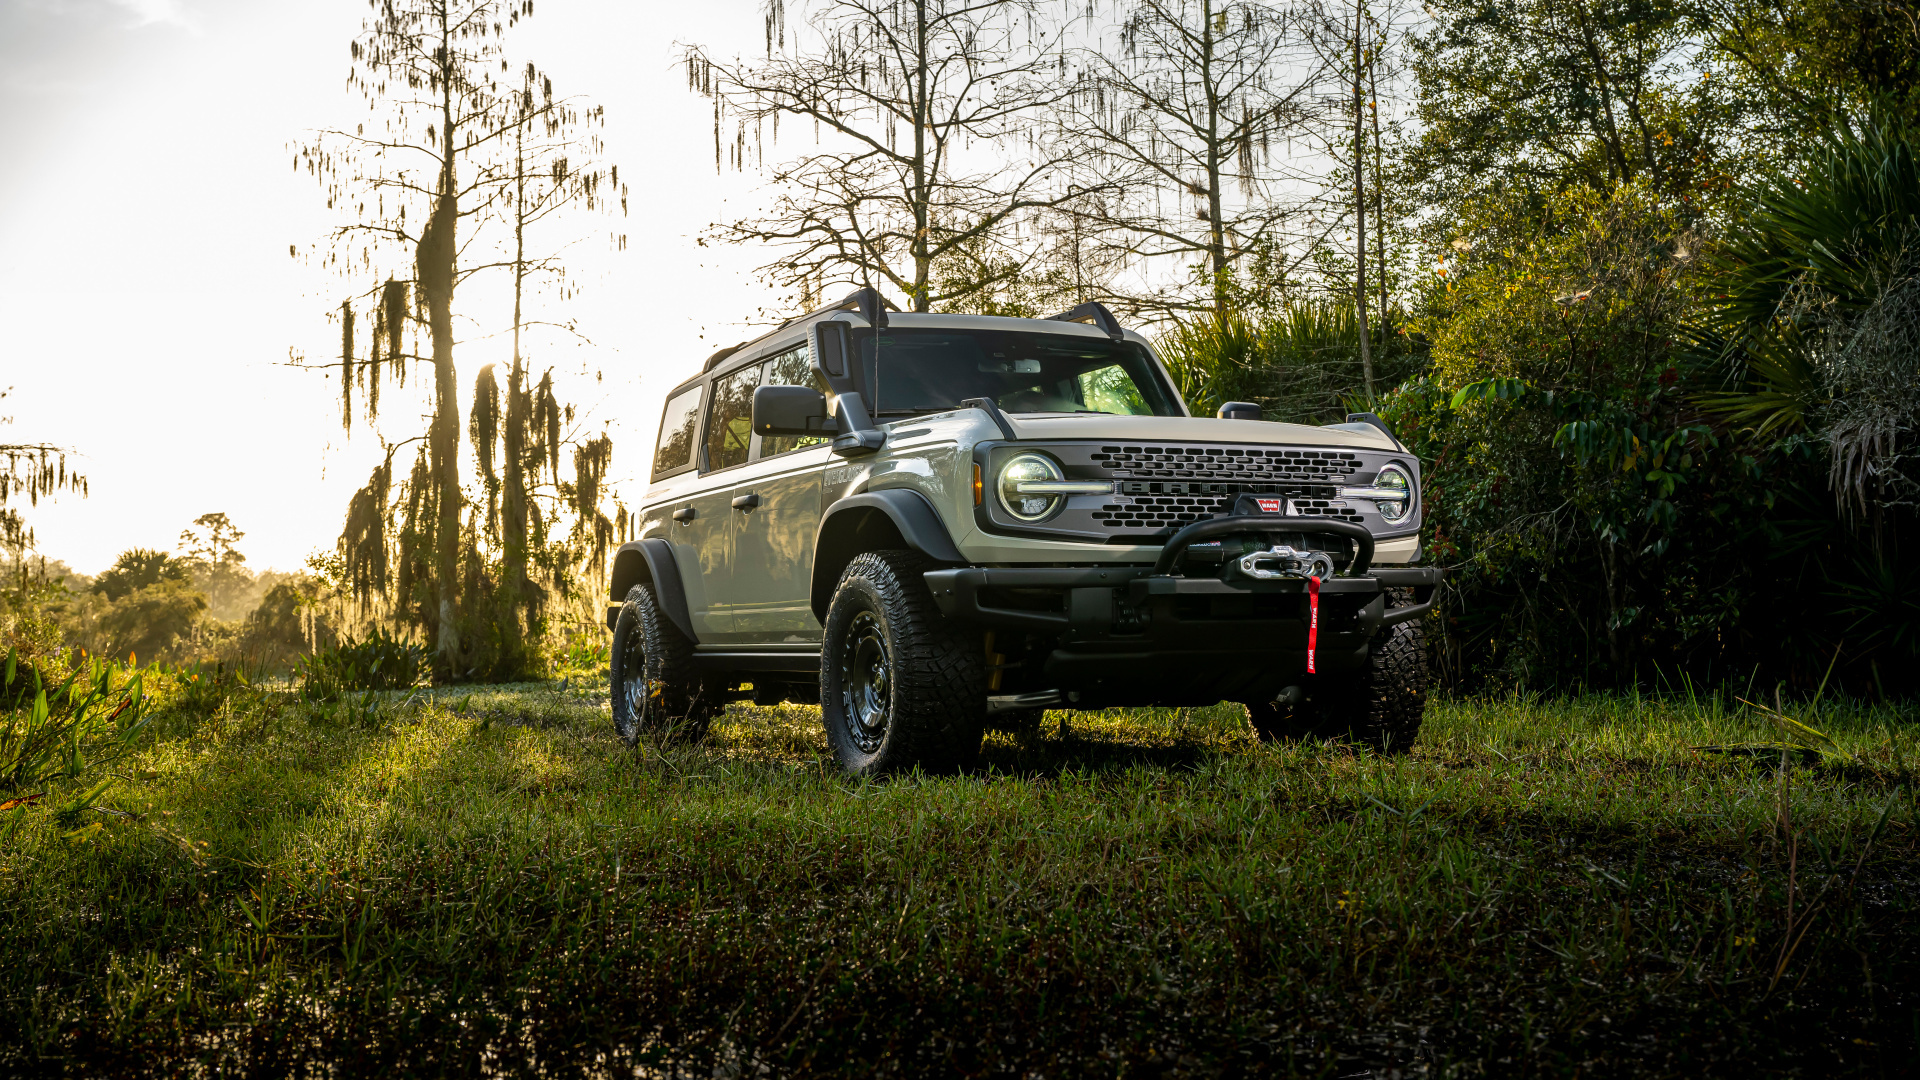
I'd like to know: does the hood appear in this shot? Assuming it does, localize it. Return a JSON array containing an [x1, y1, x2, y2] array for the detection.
[[1001, 412, 1399, 451]]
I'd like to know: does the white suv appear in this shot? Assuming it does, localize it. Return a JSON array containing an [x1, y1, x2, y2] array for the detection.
[[608, 290, 1438, 773]]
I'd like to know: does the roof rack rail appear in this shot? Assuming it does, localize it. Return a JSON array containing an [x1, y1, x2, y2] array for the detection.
[[769, 287, 899, 336], [702, 342, 747, 372], [699, 288, 901, 376], [1046, 301, 1124, 341]]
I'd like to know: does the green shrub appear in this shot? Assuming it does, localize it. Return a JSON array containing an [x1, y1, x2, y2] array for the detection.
[[164, 661, 256, 719], [1154, 300, 1423, 423], [296, 630, 424, 702], [0, 647, 151, 795], [1387, 176, 1917, 695]]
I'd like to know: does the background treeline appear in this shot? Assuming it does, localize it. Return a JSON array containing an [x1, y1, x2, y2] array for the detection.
[[2, 514, 330, 673], [689, 0, 1919, 697], [1359, 0, 1920, 698]]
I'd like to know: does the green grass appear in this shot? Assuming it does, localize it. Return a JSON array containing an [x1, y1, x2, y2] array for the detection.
[[1, 674, 1915, 1077]]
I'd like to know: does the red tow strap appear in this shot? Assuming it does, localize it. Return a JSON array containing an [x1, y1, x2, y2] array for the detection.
[[1306, 575, 1321, 674]]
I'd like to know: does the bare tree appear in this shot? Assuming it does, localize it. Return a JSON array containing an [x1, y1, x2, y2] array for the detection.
[[300, 2, 619, 677], [1349, 0, 1374, 397], [685, 0, 1084, 312], [297, 0, 524, 671], [1056, 0, 1333, 318], [469, 63, 624, 665]]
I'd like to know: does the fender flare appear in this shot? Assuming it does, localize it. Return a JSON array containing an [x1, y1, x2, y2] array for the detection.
[[810, 489, 966, 622], [606, 538, 697, 642]]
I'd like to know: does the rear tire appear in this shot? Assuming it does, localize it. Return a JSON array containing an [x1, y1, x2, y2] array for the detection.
[[819, 551, 984, 775], [610, 583, 713, 745]]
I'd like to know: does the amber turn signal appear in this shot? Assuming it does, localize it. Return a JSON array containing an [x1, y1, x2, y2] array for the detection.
[[972, 462, 983, 506]]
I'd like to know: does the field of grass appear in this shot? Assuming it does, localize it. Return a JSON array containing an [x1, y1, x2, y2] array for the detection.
[[2, 669, 1915, 1077]]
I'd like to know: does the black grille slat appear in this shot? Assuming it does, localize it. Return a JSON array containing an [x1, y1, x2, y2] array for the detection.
[[1100, 443, 1360, 486]]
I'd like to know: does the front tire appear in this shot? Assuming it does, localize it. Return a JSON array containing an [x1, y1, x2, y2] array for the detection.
[[819, 551, 984, 775], [610, 583, 712, 745], [1314, 619, 1428, 754]]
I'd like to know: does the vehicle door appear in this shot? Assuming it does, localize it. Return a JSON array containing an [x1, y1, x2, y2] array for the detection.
[[725, 344, 831, 643], [669, 363, 760, 639], [643, 381, 730, 638]]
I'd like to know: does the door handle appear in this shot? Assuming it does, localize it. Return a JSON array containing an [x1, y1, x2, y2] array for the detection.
[[731, 493, 761, 512], [672, 506, 697, 523]]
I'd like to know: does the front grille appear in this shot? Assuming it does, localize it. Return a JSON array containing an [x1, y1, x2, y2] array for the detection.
[[1080, 444, 1366, 533], [1091, 494, 1363, 532], [1091, 445, 1361, 483], [978, 439, 1401, 545]]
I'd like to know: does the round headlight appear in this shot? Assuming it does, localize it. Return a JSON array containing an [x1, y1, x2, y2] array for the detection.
[[997, 453, 1065, 521], [1374, 463, 1414, 525]]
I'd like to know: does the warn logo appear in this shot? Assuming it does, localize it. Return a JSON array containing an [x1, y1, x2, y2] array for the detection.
[[1255, 497, 1285, 514]]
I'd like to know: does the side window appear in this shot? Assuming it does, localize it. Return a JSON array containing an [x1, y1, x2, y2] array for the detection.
[[758, 345, 831, 458], [652, 385, 704, 480], [704, 364, 761, 472]]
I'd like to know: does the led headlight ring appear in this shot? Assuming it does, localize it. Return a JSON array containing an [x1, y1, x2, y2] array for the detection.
[[996, 453, 1067, 522]]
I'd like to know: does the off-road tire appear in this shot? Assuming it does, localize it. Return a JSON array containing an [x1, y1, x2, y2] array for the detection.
[[610, 583, 713, 745], [1313, 619, 1428, 754], [819, 551, 985, 775]]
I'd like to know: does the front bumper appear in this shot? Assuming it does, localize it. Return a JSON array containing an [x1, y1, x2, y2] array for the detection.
[[924, 564, 1440, 707], [926, 514, 1439, 708]]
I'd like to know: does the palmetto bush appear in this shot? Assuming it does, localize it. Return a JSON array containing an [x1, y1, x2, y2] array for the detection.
[[295, 630, 424, 702], [1707, 112, 1920, 517], [1154, 300, 1420, 423]]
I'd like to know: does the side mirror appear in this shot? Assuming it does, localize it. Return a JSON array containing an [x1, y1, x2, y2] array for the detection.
[[752, 385, 837, 437], [1217, 401, 1262, 421]]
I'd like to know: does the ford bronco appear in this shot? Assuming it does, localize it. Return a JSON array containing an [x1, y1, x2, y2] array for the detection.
[[608, 289, 1439, 773]]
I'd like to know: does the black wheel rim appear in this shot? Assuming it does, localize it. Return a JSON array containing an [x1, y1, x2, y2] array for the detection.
[[618, 617, 652, 734], [839, 609, 891, 753]]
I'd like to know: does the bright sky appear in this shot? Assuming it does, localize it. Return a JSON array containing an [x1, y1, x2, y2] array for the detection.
[[1, 0, 1378, 578], [0, 0, 779, 575]]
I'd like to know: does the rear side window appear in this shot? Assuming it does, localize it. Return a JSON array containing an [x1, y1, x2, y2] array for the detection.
[[757, 346, 830, 458], [704, 364, 762, 472], [652, 385, 704, 480]]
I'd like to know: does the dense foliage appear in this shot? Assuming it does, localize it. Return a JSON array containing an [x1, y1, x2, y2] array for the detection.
[[1151, 11, 1920, 697]]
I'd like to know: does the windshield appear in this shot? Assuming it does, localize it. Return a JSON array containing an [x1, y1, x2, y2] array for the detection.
[[856, 328, 1183, 417]]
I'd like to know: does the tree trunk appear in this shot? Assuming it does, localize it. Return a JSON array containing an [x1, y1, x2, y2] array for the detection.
[[1203, 0, 1229, 317], [500, 99, 535, 671], [500, 357, 533, 670], [419, 61, 463, 677], [910, 0, 932, 312], [1353, 0, 1374, 402], [1369, 37, 1388, 331]]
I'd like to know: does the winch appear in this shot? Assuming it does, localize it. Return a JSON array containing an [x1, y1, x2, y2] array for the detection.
[[1235, 543, 1336, 581]]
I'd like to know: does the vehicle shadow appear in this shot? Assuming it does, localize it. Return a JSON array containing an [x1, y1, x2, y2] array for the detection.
[[973, 710, 1250, 777]]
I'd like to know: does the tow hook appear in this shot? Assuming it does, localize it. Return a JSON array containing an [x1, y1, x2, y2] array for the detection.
[[1236, 544, 1334, 581]]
